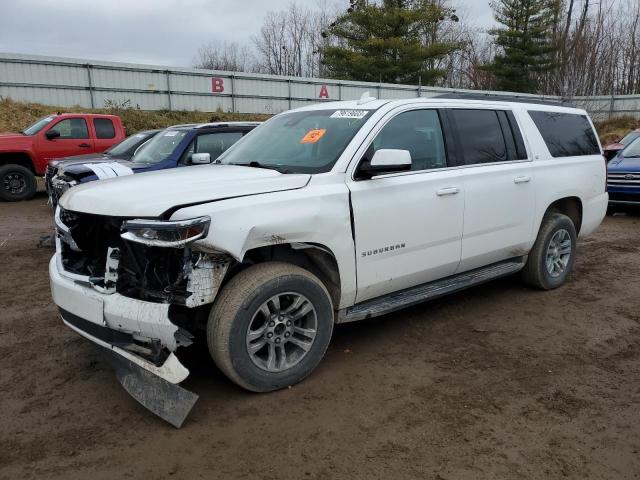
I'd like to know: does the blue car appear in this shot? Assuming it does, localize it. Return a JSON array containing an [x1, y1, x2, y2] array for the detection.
[[50, 122, 260, 203], [607, 136, 640, 210]]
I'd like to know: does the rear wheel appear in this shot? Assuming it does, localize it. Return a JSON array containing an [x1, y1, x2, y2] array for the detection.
[[521, 212, 577, 290], [0, 164, 37, 201], [207, 262, 334, 392]]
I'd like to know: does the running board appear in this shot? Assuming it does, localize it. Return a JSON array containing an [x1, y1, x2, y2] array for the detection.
[[339, 257, 526, 323]]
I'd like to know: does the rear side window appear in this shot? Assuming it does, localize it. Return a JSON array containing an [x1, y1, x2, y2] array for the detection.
[[528, 111, 599, 157], [94, 118, 116, 139], [450, 109, 509, 165]]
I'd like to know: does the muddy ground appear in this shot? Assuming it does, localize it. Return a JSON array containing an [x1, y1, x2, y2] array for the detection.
[[1, 193, 639, 480]]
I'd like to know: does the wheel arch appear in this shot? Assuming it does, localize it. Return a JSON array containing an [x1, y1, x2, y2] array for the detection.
[[0, 152, 36, 173], [542, 196, 583, 234], [234, 243, 342, 311]]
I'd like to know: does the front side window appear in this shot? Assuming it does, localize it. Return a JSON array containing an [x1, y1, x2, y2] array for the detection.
[[451, 109, 508, 165], [94, 118, 115, 139], [370, 109, 447, 171], [218, 109, 374, 173], [49, 118, 89, 139], [196, 132, 244, 159], [132, 129, 189, 164], [528, 111, 600, 157]]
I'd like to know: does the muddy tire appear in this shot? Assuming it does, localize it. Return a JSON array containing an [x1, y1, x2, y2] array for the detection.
[[521, 212, 577, 290], [207, 262, 334, 392], [0, 164, 37, 202]]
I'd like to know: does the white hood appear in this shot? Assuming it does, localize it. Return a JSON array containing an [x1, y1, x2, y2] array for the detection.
[[59, 164, 310, 217]]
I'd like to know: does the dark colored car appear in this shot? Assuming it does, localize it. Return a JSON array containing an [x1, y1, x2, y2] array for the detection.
[[45, 129, 161, 200], [603, 129, 640, 161], [49, 122, 260, 204], [607, 136, 640, 209]]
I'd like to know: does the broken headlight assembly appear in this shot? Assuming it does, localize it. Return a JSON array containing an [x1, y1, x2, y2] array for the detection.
[[121, 216, 211, 248]]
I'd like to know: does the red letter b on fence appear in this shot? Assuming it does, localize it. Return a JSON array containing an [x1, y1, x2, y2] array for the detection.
[[212, 77, 225, 93]]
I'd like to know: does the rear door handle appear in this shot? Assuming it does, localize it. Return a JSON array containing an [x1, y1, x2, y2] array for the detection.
[[514, 176, 531, 184], [436, 187, 460, 196], [79, 143, 91, 148]]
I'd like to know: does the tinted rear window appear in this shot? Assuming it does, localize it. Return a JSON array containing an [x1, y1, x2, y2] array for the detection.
[[528, 111, 599, 157], [450, 109, 508, 165], [94, 118, 116, 139]]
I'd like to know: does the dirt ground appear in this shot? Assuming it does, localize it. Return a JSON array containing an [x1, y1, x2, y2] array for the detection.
[[1, 192, 639, 480]]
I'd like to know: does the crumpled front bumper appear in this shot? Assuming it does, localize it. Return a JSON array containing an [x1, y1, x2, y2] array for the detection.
[[49, 255, 198, 427]]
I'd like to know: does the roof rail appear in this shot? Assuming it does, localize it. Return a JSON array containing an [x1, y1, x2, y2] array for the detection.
[[433, 92, 573, 107], [194, 121, 262, 129]]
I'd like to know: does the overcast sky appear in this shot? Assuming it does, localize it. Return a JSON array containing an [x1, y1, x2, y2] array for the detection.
[[0, 0, 495, 68]]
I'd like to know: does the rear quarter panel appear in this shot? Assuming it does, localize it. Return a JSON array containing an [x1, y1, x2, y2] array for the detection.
[[515, 107, 607, 239]]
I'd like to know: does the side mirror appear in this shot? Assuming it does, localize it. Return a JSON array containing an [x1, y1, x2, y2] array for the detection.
[[45, 130, 60, 140], [191, 152, 211, 164], [357, 149, 412, 179]]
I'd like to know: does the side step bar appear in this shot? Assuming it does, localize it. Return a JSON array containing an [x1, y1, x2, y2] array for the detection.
[[339, 257, 526, 323]]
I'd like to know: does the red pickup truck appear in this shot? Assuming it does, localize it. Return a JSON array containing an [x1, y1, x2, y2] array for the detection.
[[0, 113, 125, 201]]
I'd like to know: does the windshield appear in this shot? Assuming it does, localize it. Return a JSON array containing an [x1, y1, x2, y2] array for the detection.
[[620, 131, 640, 145], [132, 129, 188, 164], [218, 109, 374, 173], [23, 116, 55, 135], [622, 137, 640, 158], [106, 132, 152, 156]]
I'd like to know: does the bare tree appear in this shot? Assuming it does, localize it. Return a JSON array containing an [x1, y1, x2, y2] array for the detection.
[[252, 1, 336, 77], [194, 41, 257, 72]]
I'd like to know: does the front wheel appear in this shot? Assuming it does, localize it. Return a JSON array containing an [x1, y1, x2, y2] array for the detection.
[[207, 262, 334, 392], [0, 164, 37, 201], [521, 212, 577, 290]]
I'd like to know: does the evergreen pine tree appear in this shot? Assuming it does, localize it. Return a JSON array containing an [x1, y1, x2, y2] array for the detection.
[[484, 0, 559, 93], [321, 0, 462, 84]]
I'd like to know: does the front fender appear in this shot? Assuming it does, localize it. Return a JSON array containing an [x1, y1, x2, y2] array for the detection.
[[171, 179, 357, 308]]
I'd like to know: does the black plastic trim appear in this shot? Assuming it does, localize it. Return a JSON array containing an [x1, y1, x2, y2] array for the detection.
[[60, 308, 133, 346]]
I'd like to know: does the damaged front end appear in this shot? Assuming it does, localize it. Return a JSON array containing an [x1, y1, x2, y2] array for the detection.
[[52, 207, 231, 427]]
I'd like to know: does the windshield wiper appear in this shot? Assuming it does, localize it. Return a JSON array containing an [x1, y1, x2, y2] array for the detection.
[[229, 161, 292, 174]]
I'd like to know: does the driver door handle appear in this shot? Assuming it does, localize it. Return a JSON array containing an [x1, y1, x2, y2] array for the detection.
[[78, 143, 91, 148], [436, 187, 460, 196], [514, 176, 531, 184]]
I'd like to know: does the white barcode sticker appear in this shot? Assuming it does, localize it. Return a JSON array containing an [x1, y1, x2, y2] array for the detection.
[[330, 110, 369, 119]]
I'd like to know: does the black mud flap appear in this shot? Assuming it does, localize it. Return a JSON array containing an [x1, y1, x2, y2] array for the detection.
[[104, 350, 199, 428]]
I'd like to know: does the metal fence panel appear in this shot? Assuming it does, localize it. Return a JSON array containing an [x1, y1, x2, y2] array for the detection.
[[1, 52, 638, 119]]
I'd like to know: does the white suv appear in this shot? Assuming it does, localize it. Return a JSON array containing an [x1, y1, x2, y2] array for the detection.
[[50, 95, 607, 426]]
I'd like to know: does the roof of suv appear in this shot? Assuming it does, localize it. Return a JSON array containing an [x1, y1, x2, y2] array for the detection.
[[292, 94, 582, 114], [168, 121, 262, 130]]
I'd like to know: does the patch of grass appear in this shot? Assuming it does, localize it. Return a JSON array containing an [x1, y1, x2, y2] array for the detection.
[[0, 98, 270, 134]]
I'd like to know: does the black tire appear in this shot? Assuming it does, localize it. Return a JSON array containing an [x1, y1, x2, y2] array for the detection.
[[207, 262, 334, 392], [0, 164, 37, 201], [521, 212, 577, 290]]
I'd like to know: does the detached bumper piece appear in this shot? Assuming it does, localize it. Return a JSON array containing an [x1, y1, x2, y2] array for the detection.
[[61, 309, 199, 428], [105, 351, 199, 429]]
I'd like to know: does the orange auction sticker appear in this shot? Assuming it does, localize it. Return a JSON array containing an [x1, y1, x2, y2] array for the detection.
[[300, 129, 327, 144]]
